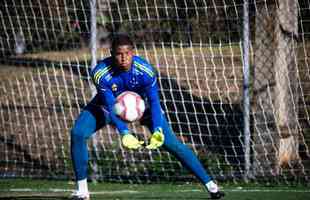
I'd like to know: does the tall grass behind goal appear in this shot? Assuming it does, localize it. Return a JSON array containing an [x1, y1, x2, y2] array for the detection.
[[0, 0, 310, 184]]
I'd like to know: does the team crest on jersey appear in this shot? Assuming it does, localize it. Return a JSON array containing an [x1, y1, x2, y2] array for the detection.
[[111, 83, 118, 91]]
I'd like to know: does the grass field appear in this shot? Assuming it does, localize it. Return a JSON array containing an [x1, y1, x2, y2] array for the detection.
[[0, 179, 309, 200]]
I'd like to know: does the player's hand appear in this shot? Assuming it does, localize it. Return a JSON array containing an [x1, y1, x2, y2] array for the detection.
[[146, 129, 164, 149], [121, 134, 144, 149]]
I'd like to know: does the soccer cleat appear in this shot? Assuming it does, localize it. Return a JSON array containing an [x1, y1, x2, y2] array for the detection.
[[71, 191, 90, 200], [209, 191, 225, 199]]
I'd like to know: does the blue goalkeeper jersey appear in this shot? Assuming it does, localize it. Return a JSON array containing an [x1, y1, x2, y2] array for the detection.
[[90, 55, 163, 134]]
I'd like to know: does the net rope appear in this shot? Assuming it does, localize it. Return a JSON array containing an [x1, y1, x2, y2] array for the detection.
[[0, 0, 309, 184]]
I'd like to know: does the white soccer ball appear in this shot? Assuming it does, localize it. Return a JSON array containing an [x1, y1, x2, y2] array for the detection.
[[113, 91, 145, 122]]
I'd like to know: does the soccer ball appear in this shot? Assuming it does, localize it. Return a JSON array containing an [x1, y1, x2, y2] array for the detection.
[[113, 91, 145, 122]]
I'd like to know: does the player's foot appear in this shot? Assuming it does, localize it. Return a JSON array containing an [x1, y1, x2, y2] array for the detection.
[[209, 191, 225, 199], [71, 190, 90, 200]]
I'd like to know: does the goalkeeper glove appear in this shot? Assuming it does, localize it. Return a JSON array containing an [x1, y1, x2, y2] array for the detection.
[[146, 129, 164, 149], [121, 133, 144, 149]]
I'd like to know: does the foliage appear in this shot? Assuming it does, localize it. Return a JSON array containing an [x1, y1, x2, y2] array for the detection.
[[0, 0, 90, 54], [1, 0, 309, 55], [109, 0, 243, 45]]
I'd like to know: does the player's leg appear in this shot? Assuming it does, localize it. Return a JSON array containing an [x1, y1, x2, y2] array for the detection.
[[160, 116, 224, 198], [141, 111, 224, 199], [71, 96, 108, 199], [161, 116, 212, 182]]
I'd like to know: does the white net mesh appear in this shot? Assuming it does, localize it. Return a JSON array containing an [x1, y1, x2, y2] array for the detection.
[[0, 0, 310, 184]]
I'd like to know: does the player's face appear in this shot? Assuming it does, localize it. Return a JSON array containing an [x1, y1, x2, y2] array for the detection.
[[113, 45, 134, 71]]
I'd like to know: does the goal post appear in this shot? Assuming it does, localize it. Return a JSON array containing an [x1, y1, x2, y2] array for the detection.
[[242, 0, 251, 180], [0, 0, 310, 184]]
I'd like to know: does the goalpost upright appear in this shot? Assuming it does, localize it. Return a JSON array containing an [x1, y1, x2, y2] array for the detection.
[[242, 0, 251, 181]]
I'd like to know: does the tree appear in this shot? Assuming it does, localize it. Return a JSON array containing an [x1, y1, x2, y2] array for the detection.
[[253, 0, 300, 176]]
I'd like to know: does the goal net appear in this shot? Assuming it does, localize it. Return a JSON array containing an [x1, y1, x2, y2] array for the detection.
[[0, 0, 309, 184]]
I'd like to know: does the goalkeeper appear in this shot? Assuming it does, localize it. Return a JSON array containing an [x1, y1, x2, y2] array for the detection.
[[70, 34, 225, 200]]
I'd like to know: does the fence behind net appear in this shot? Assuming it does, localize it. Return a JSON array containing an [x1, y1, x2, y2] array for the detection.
[[0, 0, 309, 184]]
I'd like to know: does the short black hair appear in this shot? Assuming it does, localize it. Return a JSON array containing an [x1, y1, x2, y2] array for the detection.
[[111, 34, 134, 50]]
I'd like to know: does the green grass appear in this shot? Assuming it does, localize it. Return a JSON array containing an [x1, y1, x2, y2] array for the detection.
[[0, 179, 309, 200]]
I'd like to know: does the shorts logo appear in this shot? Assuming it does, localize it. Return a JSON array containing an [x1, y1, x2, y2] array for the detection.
[[111, 83, 118, 91]]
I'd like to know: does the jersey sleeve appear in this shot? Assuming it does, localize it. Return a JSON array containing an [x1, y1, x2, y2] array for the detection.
[[90, 63, 129, 135], [144, 70, 163, 132]]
